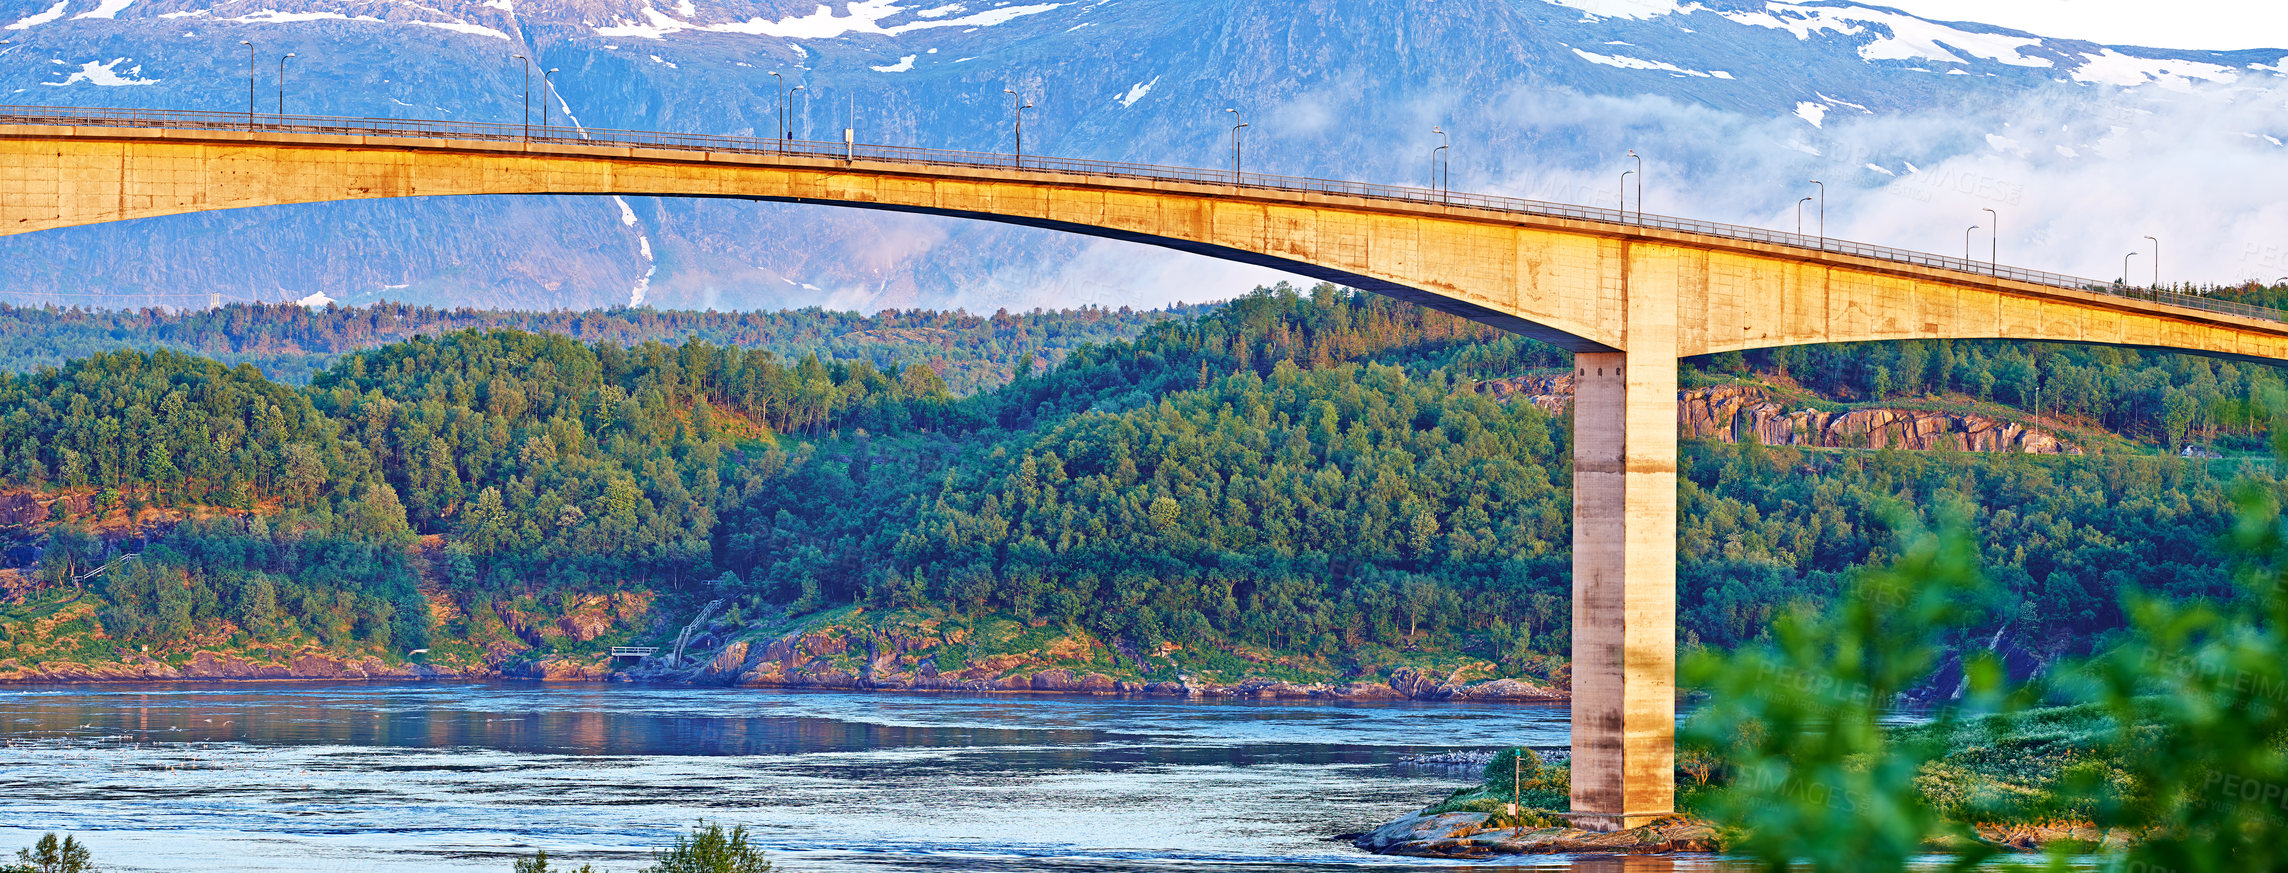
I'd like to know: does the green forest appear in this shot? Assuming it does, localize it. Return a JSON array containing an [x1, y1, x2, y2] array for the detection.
[[3, 283, 2286, 679], [0, 301, 1193, 390]]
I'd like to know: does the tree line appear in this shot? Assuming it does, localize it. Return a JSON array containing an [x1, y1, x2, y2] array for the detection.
[[5, 282, 2284, 669]]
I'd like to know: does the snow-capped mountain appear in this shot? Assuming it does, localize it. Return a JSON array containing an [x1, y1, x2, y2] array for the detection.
[[0, 0, 2282, 311]]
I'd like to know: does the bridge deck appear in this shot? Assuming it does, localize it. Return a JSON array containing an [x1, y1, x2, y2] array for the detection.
[[0, 103, 2273, 329]]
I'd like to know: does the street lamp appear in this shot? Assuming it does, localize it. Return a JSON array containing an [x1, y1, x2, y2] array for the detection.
[[1796, 196, 1812, 237], [1627, 149, 1643, 222], [1982, 207, 1997, 271], [1965, 225, 1979, 264], [2145, 235, 2160, 291], [277, 53, 295, 117], [1003, 88, 1031, 168], [1809, 179, 1825, 250], [790, 85, 807, 140], [1225, 108, 1247, 183], [1430, 126, 1448, 202], [542, 68, 559, 131], [240, 41, 255, 126], [768, 71, 787, 142], [514, 54, 531, 138], [1620, 169, 1634, 220], [2123, 251, 2139, 291]]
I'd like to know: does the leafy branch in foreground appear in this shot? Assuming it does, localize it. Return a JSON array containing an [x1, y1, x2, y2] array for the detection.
[[2057, 484, 2288, 872], [1679, 524, 2015, 873]]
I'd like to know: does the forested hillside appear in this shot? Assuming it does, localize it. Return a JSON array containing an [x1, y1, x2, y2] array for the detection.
[[0, 302, 1192, 390], [2, 284, 2284, 685]]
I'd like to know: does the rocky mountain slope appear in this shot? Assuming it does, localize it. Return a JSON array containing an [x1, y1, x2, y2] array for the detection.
[[0, 0, 2280, 311]]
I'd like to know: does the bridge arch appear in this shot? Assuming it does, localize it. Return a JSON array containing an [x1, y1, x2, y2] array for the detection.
[[8, 115, 2288, 832]]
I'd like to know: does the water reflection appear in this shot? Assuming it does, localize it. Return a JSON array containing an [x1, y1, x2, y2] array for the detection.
[[0, 682, 1717, 872]]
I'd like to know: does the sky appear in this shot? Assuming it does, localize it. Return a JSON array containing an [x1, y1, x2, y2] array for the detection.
[[1877, 0, 2288, 52]]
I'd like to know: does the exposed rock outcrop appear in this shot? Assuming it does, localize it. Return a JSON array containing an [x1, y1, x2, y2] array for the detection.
[[1475, 377, 2081, 454]]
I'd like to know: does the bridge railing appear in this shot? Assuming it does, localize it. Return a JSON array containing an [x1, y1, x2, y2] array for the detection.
[[0, 103, 2278, 326]]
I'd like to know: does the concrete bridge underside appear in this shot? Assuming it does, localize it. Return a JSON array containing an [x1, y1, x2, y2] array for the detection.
[[9, 127, 2288, 831]]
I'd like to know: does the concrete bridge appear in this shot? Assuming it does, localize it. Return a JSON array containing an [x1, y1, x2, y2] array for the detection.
[[5, 105, 2286, 831]]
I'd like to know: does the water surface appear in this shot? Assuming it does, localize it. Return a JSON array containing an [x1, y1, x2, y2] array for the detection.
[[0, 681, 1721, 872]]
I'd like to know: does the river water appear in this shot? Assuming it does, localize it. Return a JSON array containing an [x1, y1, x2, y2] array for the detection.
[[0, 682, 1731, 872]]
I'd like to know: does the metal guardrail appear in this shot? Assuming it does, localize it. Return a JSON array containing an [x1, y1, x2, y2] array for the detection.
[[0, 102, 2278, 326]]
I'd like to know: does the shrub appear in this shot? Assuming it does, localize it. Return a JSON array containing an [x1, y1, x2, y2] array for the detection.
[[6, 833, 93, 873], [642, 822, 772, 873]]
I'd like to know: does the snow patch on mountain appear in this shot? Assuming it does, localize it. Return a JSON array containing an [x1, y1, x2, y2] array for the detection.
[[418, 19, 510, 39], [872, 54, 916, 72], [1540, 0, 1695, 20], [1794, 101, 1825, 127], [74, 0, 136, 21], [44, 57, 156, 86], [222, 9, 510, 38], [5, 0, 68, 30], [596, 0, 1064, 40], [2070, 50, 2239, 89], [1571, 47, 1732, 78], [1719, 3, 2050, 68], [233, 10, 366, 24], [1117, 75, 1158, 107]]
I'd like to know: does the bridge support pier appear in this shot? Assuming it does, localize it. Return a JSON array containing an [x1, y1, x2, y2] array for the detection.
[[1566, 282, 1678, 830]]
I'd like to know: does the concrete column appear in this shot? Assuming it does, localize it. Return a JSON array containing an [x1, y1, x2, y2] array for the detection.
[[1567, 245, 1678, 832]]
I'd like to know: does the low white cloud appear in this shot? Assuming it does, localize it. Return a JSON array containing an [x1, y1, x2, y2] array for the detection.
[[1466, 76, 2288, 286]]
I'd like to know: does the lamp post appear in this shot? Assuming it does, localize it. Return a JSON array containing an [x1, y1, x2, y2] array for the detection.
[[1797, 196, 1812, 237], [2145, 235, 2160, 291], [239, 41, 255, 125], [768, 71, 786, 142], [514, 54, 532, 138], [1627, 149, 1642, 222], [1982, 207, 1997, 272], [1620, 169, 1634, 220], [1225, 108, 1247, 184], [277, 53, 295, 117], [2124, 251, 2139, 291], [1965, 225, 1979, 264], [1003, 88, 1030, 168], [1430, 126, 1448, 203], [542, 68, 559, 131], [1810, 179, 1825, 250], [790, 84, 806, 140]]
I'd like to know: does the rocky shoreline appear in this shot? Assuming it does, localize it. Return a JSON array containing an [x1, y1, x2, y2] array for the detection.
[[1, 649, 1572, 704], [1351, 810, 1720, 857], [1, 617, 1573, 704], [608, 622, 1570, 702], [0, 649, 467, 683]]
